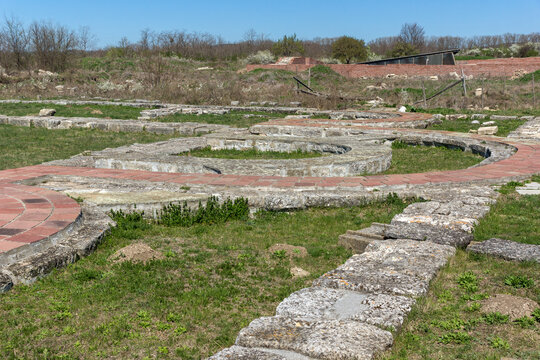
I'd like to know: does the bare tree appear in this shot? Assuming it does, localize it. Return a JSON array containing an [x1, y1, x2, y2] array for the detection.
[[1, 16, 29, 70], [399, 23, 426, 52], [28, 21, 79, 71], [77, 26, 96, 51]]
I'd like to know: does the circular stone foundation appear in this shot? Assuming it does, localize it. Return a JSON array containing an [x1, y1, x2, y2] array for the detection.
[[56, 132, 393, 177]]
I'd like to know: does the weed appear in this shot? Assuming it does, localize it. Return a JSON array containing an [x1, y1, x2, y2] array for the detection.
[[514, 316, 536, 329], [532, 308, 540, 322], [465, 302, 482, 312], [438, 332, 472, 344], [504, 275, 534, 288], [489, 336, 510, 350], [159, 196, 249, 227], [483, 312, 509, 325], [457, 271, 479, 293], [272, 249, 287, 259]]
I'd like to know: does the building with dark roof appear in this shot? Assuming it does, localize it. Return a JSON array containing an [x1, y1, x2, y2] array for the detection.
[[360, 49, 460, 66]]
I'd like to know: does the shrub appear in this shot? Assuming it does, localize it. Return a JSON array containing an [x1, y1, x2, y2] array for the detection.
[[387, 41, 418, 58], [518, 43, 539, 58], [159, 196, 249, 227], [272, 34, 304, 56], [246, 50, 275, 65]]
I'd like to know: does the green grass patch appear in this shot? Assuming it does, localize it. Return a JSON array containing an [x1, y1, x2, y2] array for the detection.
[[157, 110, 289, 128], [382, 141, 484, 174], [384, 250, 540, 360], [427, 117, 526, 137], [384, 185, 540, 360], [455, 55, 495, 60], [410, 106, 540, 118], [474, 190, 540, 245], [0, 102, 148, 119], [0, 124, 175, 170], [517, 69, 540, 83], [180, 146, 324, 160], [0, 196, 411, 359]]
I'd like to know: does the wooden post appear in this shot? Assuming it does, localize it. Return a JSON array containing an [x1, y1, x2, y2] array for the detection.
[[533, 73, 536, 107], [481, 77, 484, 109], [422, 80, 427, 108], [461, 69, 467, 97]]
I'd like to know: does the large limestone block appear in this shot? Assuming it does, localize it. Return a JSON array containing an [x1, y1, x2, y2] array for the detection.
[[236, 316, 393, 360], [276, 286, 414, 330], [313, 240, 455, 297]]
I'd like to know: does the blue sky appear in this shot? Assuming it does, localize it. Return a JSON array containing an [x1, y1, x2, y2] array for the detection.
[[1, 0, 539, 47]]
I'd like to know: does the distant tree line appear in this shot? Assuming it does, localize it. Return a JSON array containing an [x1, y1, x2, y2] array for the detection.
[[1, 16, 539, 73]]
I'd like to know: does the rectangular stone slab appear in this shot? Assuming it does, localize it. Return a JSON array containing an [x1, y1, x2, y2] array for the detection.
[[235, 316, 393, 360], [209, 345, 312, 360], [313, 239, 455, 297], [275, 286, 414, 330]]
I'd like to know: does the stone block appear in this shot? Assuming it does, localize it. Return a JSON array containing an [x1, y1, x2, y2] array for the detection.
[[467, 238, 540, 262], [210, 346, 309, 359], [276, 287, 414, 330], [477, 126, 498, 135], [38, 108, 56, 117], [313, 240, 455, 297], [236, 316, 393, 360]]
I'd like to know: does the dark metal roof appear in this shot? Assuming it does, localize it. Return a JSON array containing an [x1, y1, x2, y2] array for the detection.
[[359, 49, 460, 65]]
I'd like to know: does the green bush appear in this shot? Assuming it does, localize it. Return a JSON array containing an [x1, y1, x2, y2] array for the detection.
[[159, 196, 249, 227], [272, 34, 304, 56], [331, 36, 368, 64]]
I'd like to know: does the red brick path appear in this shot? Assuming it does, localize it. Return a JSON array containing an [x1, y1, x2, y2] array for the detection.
[[1, 126, 539, 255], [245, 56, 540, 78]]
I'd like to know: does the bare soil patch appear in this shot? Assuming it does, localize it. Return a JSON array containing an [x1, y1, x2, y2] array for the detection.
[[109, 243, 165, 264], [481, 293, 539, 320]]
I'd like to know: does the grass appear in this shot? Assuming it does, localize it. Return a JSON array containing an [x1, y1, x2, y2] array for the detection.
[[454, 55, 496, 60], [0, 196, 412, 359], [0, 102, 148, 119], [518, 69, 540, 83], [382, 141, 484, 175], [426, 117, 526, 137], [383, 250, 540, 360], [180, 146, 324, 160], [0, 124, 176, 170], [410, 106, 540, 118], [473, 181, 540, 245], [383, 184, 540, 360], [157, 110, 289, 128]]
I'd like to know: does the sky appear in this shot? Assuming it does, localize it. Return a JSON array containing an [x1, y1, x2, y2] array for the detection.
[[0, 0, 539, 48]]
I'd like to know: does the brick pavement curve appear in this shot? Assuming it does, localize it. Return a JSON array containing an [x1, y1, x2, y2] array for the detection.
[[1, 119, 540, 257]]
